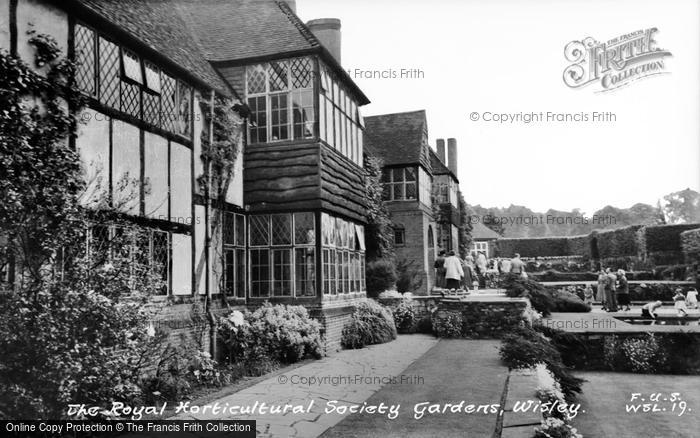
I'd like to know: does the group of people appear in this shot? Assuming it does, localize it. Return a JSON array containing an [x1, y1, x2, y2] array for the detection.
[[589, 268, 631, 312], [433, 251, 526, 291], [588, 267, 699, 318]]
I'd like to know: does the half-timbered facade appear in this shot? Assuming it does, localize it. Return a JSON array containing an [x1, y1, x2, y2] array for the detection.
[[2, 0, 369, 351]]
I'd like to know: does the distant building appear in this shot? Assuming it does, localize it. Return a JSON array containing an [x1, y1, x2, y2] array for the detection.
[[364, 110, 462, 293], [470, 222, 501, 258]]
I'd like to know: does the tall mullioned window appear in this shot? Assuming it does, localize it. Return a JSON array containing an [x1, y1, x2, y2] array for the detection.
[[321, 213, 365, 295], [248, 213, 316, 298], [318, 63, 363, 166], [246, 58, 314, 143], [223, 212, 246, 299]]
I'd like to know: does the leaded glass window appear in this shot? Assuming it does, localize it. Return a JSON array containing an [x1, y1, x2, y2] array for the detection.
[[295, 247, 315, 296], [122, 50, 143, 84], [176, 82, 191, 137], [272, 249, 292, 296], [248, 96, 267, 143], [294, 212, 315, 245], [144, 62, 161, 93], [161, 73, 177, 132], [249, 215, 270, 246], [250, 249, 270, 297], [247, 64, 266, 94], [270, 93, 289, 141], [271, 214, 292, 246], [99, 37, 120, 108], [268, 60, 289, 92], [384, 167, 418, 201], [74, 24, 96, 96], [235, 215, 245, 247]]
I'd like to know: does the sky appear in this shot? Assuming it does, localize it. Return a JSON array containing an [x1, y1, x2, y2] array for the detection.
[[296, 0, 700, 215]]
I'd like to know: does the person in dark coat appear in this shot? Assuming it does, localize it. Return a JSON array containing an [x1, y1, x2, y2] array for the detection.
[[616, 269, 630, 311], [604, 268, 618, 312], [434, 250, 446, 289]]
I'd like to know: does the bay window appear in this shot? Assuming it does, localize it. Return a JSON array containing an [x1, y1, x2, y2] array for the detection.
[[321, 213, 366, 295], [246, 57, 314, 144], [248, 212, 316, 298]]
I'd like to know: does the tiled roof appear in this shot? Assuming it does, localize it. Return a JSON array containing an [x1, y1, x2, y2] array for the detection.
[[429, 148, 456, 178], [363, 110, 431, 169], [472, 222, 502, 240], [172, 0, 319, 62], [75, 0, 231, 94]]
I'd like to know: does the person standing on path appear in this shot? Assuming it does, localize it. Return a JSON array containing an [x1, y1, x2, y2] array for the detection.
[[596, 270, 607, 309], [616, 269, 631, 311], [461, 256, 474, 290], [686, 288, 698, 309], [444, 250, 464, 290], [510, 253, 525, 276], [434, 250, 446, 289], [604, 268, 618, 312]]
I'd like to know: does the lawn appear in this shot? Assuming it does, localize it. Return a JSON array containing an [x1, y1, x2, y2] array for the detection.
[[571, 371, 700, 438], [320, 339, 508, 438]]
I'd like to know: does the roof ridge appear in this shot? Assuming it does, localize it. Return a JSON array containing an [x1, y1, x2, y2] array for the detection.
[[364, 109, 426, 119], [275, 1, 321, 48]]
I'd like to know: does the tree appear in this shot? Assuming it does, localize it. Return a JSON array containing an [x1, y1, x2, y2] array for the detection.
[[458, 192, 473, 258], [363, 155, 394, 261], [660, 188, 700, 224]]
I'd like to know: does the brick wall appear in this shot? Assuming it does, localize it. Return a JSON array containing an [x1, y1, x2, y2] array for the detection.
[[389, 206, 434, 294]]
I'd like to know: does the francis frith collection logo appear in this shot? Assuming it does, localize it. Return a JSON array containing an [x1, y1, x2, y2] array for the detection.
[[563, 28, 672, 92]]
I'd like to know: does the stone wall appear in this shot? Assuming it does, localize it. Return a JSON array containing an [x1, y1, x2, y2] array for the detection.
[[432, 298, 530, 338]]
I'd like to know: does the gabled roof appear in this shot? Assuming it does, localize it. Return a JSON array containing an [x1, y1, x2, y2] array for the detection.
[[172, 0, 369, 104], [363, 110, 431, 170], [429, 148, 458, 182], [472, 222, 502, 240], [72, 0, 231, 94]]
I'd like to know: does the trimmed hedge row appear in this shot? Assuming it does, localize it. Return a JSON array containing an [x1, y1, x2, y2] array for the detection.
[[681, 228, 700, 265], [492, 224, 700, 269], [594, 225, 643, 259], [492, 236, 587, 258]]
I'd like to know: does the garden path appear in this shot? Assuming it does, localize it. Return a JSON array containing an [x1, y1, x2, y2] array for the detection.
[[172, 334, 439, 437]]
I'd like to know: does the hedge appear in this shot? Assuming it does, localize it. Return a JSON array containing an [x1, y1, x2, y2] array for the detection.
[[593, 225, 643, 259], [681, 228, 700, 265], [492, 236, 586, 258], [642, 223, 700, 252]]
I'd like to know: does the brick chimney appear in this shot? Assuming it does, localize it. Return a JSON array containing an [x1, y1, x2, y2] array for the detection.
[[436, 139, 446, 164], [447, 138, 458, 175], [307, 18, 342, 64]]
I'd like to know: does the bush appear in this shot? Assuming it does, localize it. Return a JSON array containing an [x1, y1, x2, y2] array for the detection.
[[502, 274, 556, 316], [392, 299, 416, 333], [432, 312, 464, 338], [0, 288, 151, 419], [395, 259, 423, 293], [534, 417, 583, 438], [218, 304, 322, 367], [341, 301, 397, 349], [365, 259, 397, 297], [500, 326, 584, 399], [551, 290, 591, 313], [604, 334, 668, 373]]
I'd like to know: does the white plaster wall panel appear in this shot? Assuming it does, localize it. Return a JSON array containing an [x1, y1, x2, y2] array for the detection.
[[143, 132, 168, 220], [170, 141, 192, 223], [225, 148, 244, 207], [17, 0, 68, 64], [171, 233, 192, 295], [0, 0, 10, 50], [75, 108, 110, 208], [111, 120, 141, 215]]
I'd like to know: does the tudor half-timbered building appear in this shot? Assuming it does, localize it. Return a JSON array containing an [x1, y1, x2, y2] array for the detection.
[[1, 0, 369, 351]]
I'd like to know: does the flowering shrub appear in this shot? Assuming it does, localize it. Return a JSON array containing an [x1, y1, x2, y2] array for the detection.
[[621, 334, 667, 373], [534, 363, 568, 420], [219, 304, 323, 365], [534, 417, 583, 438], [341, 301, 397, 349], [432, 312, 463, 338], [393, 299, 417, 333]]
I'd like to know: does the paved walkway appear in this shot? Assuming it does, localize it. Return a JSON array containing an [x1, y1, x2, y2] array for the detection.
[[173, 335, 439, 437], [542, 306, 700, 333], [320, 340, 507, 438]]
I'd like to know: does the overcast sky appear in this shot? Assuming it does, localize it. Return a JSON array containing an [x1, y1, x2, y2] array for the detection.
[[297, 0, 700, 215]]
